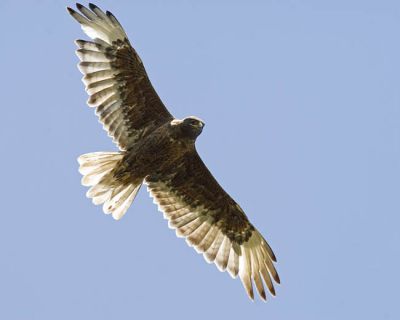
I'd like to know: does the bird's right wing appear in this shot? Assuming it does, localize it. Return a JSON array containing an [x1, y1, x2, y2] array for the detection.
[[145, 150, 279, 301], [68, 3, 173, 150]]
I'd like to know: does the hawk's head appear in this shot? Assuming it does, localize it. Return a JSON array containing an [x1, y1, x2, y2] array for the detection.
[[171, 116, 205, 140]]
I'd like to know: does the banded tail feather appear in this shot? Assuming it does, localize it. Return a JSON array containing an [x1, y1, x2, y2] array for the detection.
[[78, 152, 142, 220]]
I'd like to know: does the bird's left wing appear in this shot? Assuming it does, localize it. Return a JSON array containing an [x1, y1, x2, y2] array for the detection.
[[145, 151, 280, 301], [67, 3, 173, 150]]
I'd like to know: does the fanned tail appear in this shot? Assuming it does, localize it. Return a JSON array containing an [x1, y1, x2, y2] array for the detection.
[[78, 152, 142, 220]]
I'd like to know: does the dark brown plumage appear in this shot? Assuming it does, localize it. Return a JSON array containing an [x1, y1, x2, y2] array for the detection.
[[69, 3, 279, 301]]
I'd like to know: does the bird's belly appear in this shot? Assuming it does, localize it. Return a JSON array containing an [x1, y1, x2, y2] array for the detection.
[[118, 136, 185, 180]]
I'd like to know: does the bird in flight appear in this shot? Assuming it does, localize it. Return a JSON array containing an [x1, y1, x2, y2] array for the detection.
[[67, 3, 280, 301]]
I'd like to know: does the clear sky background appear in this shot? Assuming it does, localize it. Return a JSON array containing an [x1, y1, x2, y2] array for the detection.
[[1, 0, 399, 319]]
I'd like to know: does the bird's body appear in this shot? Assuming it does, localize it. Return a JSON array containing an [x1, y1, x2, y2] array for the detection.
[[113, 118, 201, 185], [68, 2, 280, 301]]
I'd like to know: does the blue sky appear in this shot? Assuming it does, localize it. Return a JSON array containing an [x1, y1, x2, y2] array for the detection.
[[1, 1, 399, 319]]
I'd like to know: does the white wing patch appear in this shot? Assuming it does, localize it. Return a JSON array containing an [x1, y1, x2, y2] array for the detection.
[[68, 3, 127, 45]]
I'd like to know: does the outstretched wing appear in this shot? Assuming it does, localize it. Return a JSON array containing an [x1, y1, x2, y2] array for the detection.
[[145, 151, 280, 301], [67, 3, 173, 150]]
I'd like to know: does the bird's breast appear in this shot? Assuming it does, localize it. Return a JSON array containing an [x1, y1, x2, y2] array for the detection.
[[118, 131, 191, 180]]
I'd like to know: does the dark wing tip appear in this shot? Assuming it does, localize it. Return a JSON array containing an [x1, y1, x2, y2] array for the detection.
[[271, 251, 277, 262], [105, 10, 121, 27], [75, 3, 84, 10], [249, 291, 255, 301], [261, 234, 277, 262], [260, 289, 267, 301], [66, 6, 75, 14], [88, 3, 99, 10], [74, 39, 85, 47], [274, 273, 281, 285], [270, 284, 276, 296]]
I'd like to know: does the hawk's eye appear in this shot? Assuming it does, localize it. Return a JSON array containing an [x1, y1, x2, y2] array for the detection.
[[189, 119, 198, 125]]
